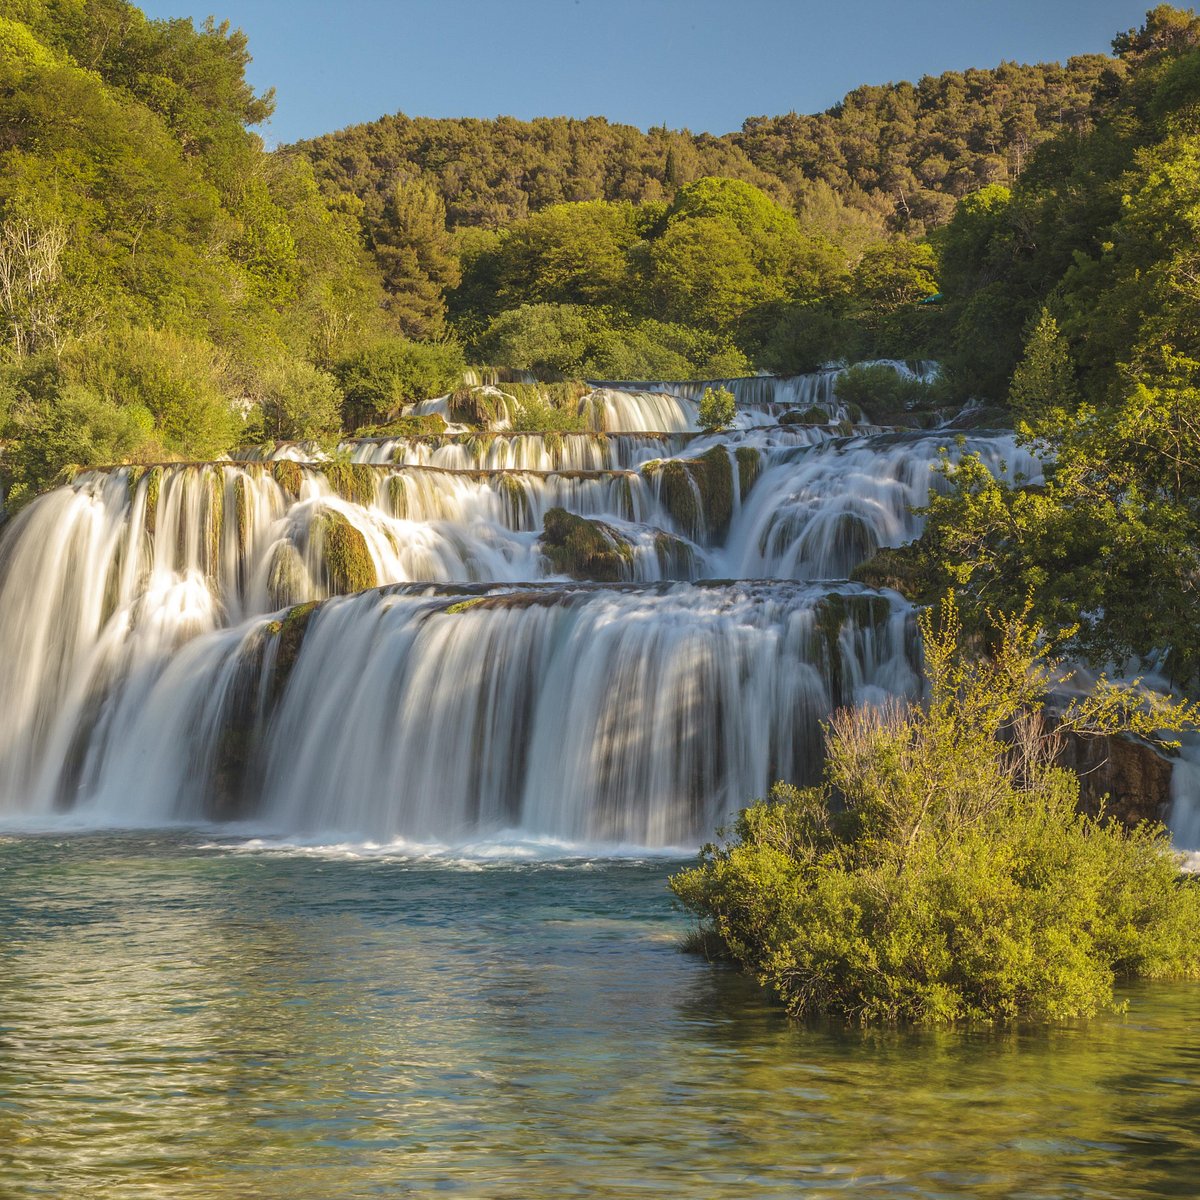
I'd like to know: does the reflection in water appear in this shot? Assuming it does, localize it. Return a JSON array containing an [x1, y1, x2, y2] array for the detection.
[[0, 835, 1197, 1198]]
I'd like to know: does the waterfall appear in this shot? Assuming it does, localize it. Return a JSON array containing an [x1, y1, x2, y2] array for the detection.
[[6, 582, 918, 843], [0, 373, 1191, 851]]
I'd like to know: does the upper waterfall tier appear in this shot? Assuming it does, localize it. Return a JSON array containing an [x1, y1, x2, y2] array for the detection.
[[588, 361, 939, 423]]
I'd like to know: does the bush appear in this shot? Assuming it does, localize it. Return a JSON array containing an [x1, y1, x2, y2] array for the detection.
[[474, 302, 751, 381], [4, 383, 155, 507], [670, 595, 1200, 1024], [698, 386, 736, 432], [335, 338, 465, 428], [833, 362, 941, 421], [253, 356, 342, 442]]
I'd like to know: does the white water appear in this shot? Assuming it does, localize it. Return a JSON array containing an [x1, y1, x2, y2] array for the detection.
[[0, 375, 1192, 850]]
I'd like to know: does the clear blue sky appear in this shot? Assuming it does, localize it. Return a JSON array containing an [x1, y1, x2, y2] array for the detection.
[[139, 0, 1157, 146]]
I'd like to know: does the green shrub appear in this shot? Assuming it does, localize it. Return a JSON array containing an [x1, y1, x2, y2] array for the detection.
[[833, 363, 940, 422], [474, 302, 751, 381], [698, 386, 736, 432], [671, 595, 1200, 1024], [335, 338, 465, 427], [4, 382, 155, 507], [253, 356, 342, 442]]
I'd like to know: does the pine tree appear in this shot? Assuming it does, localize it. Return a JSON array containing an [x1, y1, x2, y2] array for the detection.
[[1008, 309, 1079, 420], [369, 176, 461, 338]]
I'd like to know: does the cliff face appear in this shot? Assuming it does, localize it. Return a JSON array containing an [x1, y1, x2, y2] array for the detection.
[[1056, 731, 1176, 827]]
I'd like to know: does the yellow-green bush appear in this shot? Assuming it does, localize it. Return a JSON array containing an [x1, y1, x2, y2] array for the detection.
[[671, 596, 1200, 1023]]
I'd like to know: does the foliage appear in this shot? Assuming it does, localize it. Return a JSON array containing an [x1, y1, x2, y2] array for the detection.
[[334, 338, 465, 429], [670, 596, 1200, 1024], [367, 175, 460, 338], [916, 343, 1200, 686], [0, 1, 400, 502], [475, 303, 748, 381], [250, 356, 342, 442], [698, 386, 736, 433], [834, 364, 941, 422], [298, 60, 1108, 237]]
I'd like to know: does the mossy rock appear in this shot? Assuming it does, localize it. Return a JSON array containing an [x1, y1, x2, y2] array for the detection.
[[206, 470, 224, 578], [445, 597, 487, 615], [850, 545, 923, 599], [653, 531, 696, 579], [233, 474, 251, 557], [354, 413, 448, 438], [270, 460, 305, 499], [540, 507, 633, 582], [448, 386, 510, 426], [322, 461, 377, 507], [386, 474, 409, 519], [498, 474, 533, 529], [642, 446, 733, 542], [268, 600, 321, 707], [811, 592, 895, 706], [317, 510, 378, 595], [780, 405, 829, 425], [142, 465, 163, 537], [266, 541, 309, 609], [735, 446, 761, 501]]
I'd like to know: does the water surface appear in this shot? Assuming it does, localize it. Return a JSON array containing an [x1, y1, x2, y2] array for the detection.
[[1, 832, 1197, 1198]]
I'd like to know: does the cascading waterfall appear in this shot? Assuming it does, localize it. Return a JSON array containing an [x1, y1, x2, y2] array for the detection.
[[6, 581, 917, 843], [0, 374, 1193, 850]]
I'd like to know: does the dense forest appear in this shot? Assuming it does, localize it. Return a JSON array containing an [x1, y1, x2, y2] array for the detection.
[[297, 57, 1110, 235]]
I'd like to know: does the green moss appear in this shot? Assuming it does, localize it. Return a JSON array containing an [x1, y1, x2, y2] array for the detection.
[[267, 542, 308, 608], [354, 413, 448, 438], [206, 469, 224, 578], [653, 531, 696, 579], [498, 474, 532, 528], [851, 545, 922, 598], [126, 465, 146, 504], [779, 406, 826, 425], [270, 460, 305, 499], [268, 600, 320, 707], [144, 466, 163, 538], [642, 447, 733, 542], [540, 506, 633, 582], [735, 446, 761, 501], [317, 510, 378, 595], [445, 597, 487, 614], [233, 474, 250, 557], [387, 474, 409, 519], [322, 461, 377, 506], [812, 592, 894, 706]]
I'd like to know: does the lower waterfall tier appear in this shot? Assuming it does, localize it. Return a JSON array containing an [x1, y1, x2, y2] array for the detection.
[[0, 582, 920, 846]]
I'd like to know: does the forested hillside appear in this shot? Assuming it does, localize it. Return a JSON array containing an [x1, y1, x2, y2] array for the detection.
[[887, 4, 1200, 686], [297, 57, 1109, 236]]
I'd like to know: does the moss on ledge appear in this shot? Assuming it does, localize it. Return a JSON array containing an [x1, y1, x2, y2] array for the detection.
[[850, 545, 922, 599], [540, 507, 633, 582], [317, 510, 378, 595], [641, 446, 734, 542], [321, 461, 378, 507]]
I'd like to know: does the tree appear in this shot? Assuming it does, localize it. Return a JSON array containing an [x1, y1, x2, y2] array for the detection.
[[698, 386, 736, 432], [369, 176, 460, 338], [0, 215, 68, 356], [1008, 309, 1079, 422]]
